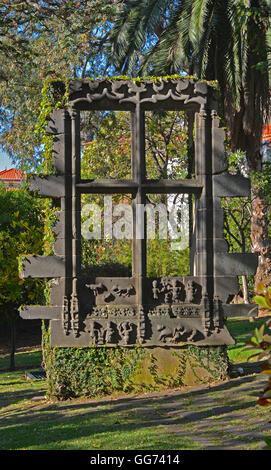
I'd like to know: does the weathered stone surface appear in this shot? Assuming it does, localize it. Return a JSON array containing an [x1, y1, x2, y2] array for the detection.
[[49, 278, 65, 305], [53, 238, 66, 256], [214, 253, 258, 276], [20, 78, 257, 348], [21, 255, 66, 278], [212, 126, 228, 174], [213, 174, 250, 197], [45, 109, 70, 135], [196, 238, 228, 252], [28, 175, 65, 198], [222, 303, 258, 317], [20, 306, 62, 320], [52, 134, 71, 175], [68, 78, 211, 111], [213, 206, 225, 238], [52, 211, 65, 238], [50, 316, 235, 347]]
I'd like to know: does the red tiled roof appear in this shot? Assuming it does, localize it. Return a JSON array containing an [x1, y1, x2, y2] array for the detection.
[[263, 124, 271, 143], [0, 168, 25, 180]]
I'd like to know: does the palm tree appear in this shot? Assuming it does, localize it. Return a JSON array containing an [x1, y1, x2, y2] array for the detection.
[[110, 0, 271, 291]]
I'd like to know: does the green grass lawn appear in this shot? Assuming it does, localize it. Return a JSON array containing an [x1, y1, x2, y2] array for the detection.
[[0, 348, 42, 371], [0, 367, 203, 450], [226, 316, 269, 363], [0, 316, 270, 450]]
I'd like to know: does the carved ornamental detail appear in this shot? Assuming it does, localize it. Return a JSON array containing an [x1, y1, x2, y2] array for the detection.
[[19, 78, 258, 348]]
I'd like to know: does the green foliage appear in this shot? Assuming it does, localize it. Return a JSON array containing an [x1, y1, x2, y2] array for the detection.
[[81, 106, 189, 179], [42, 322, 229, 399], [0, 1, 115, 169], [110, 1, 270, 107], [184, 345, 229, 384], [252, 162, 271, 208], [244, 320, 271, 404], [222, 196, 251, 254], [81, 110, 132, 180], [0, 185, 46, 311], [0, 184, 48, 370], [110, 1, 270, 174], [42, 323, 146, 399], [226, 316, 265, 364], [147, 240, 189, 277], [253, 282, 271, 312], [80, 108, 191, 276], [88, 74, 218, 88], [244, 285, 271, 428], [34, 79, 70, 174]]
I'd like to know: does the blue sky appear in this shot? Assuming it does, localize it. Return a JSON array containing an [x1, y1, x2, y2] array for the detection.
[[0, 150, 13, 171]]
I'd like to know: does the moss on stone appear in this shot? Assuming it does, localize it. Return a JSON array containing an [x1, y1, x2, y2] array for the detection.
[[42, 322, 229, 400]]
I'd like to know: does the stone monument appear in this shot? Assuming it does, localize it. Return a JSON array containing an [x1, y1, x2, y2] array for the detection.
[[20, 78, 258, 349]]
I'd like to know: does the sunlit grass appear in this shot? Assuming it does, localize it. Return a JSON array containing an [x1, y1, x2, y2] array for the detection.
[[0, 317, 270, 450], [0, 348, 42, 371], [226, 316, 267, 364]]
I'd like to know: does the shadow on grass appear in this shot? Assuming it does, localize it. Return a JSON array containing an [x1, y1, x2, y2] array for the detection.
[[0, 385, 46, 413], [0, 373, 269, 450], [0, 350, 42, 372]]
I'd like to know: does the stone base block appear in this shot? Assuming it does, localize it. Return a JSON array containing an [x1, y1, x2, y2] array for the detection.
[[42, 322, 229, 399], [132, 346, 229, 388]]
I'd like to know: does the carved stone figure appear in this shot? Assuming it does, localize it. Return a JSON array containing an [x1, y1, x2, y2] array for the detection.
[[187, 329, 197, 342], [157, 324, 198, 344], [157, 325, 171, 342], [152, 280, 159, 300], [71, 292, 80, 337], [171, 327, 186, 343], [104, 321, 116, 344], [90, 322, 104, 345], [86, 283, 105, 296], [104, 284, 136, 302], [152, 279, 184, 304], [118, 322, 134, 344], [186, 280, 194, 303], [172, 279, 181, 303], [62, 295, 70, 335], [137, 306, 146, 344]]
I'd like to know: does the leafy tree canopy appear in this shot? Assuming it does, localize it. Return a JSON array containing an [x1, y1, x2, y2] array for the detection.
[[110, 0, 271, 166], [0, 0, 116, 169]]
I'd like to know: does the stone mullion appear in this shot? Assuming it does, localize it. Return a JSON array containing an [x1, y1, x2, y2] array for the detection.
[[194, 107, 213, 300], [70, 109, 81, 280], [187, 111, 195, 275], [69, 108, 81, 336], [131, 104, 146, 306], [59, 110, 73, 335]]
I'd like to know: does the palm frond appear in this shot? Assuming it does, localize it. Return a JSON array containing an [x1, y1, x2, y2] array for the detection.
[[110, 0, 171, 73]]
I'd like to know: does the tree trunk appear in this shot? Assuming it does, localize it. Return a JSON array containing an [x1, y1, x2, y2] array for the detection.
[[218, 4, 271, 294], [242, 275, 249, 304], [8, 310, 17, 371], [250, 186, 271, 317], [251, 188, 271, 293]]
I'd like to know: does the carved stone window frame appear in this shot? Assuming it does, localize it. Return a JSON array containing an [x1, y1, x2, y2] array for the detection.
[[20, 79, 258, 347]]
